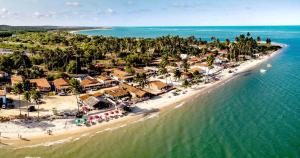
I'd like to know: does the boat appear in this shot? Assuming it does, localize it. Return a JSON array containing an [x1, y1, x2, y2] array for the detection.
[[260, 69, 267, 73], [267, 64, 272, 68]]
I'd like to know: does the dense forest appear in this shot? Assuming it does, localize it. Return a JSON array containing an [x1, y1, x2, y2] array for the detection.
[[0, 31, 280, 80]]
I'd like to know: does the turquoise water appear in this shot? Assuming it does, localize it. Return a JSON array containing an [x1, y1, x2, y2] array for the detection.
[[1, 26, 300, 158]]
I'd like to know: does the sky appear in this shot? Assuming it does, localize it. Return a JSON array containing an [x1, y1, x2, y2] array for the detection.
[[0, 0, 300, 26]]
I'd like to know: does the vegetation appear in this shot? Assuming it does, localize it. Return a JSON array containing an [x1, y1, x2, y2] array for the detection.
[[0, 31, 280, 79]]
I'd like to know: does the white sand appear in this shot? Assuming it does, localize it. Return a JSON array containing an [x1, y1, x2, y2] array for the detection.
[[0, 44, 287, 146]]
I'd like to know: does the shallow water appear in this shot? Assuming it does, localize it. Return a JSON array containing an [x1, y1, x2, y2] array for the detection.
[[1, 26, 300, 158]]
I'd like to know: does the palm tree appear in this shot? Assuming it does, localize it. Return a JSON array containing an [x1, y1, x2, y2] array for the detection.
[[182, 79, 190, 88], [192, 70, 202, 83], [134, 72, 148, 88], [12, 83, 23, 115], [23, 91, 31, 117], [158, 66, 168, 84], [206, 55, 215, 83], [181, 59, 190, 73], [30, 89, 42, 118], [69, 78, 82, 112], [173, 69, 182, 81]]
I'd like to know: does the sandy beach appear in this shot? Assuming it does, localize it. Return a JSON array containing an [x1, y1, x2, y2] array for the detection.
[[0, 43, 287, 147]]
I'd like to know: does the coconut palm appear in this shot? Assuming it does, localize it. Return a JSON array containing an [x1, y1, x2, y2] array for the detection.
[[69, 78, 82, 112], [173, 69, 182, 81], [23, 91, 31, 117], [30, 89, 42, 118], [134, 72, 148, 88], [206, 55, 215, 83], [192, 70, 202, 83], [12, 83, 23, 115], [181, 59, 190, 73]]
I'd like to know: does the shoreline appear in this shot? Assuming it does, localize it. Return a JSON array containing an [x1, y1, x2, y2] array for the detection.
[[0, 43, 287, 148], [69, 27, 113, 34]]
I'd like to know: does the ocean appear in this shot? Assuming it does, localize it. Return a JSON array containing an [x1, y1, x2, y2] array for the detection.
[[1, 26, 299, 158]]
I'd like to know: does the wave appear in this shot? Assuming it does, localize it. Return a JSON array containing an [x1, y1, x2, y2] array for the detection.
[[174, 102, 185, 109]]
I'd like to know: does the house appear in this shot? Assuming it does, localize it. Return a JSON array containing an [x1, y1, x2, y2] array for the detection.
[[148, 81, 169, 91], [30, 78, 51, 92], [80, 76, 102, 90], [11, 75, 24, 86], [104, 87, 130, 100], [193, 62, 209, 73], [143, 80, 171, 95], [53, 78, 70, 93], [181, 72, 193, 80], [111, 68, 134, 82], [191, 67, 206, 74], [82, 95, 112, 110], [188, 57, 201, 65], [120, 83, 150, 98], [97, 75, 118, 87]]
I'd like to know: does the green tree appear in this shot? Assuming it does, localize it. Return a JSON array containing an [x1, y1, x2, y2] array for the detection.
[[181, 59, 190, 72], [134, 72, 148, 88], [23, 91, 31, 117], [66, 60, 77, 74], [30, 89, 42, 118], [182, 79, 190, 88], [69, 78, 82, 112], [12, 83, 23, 115], [173, 69, 182, 81], [192, 70, 202, 83]]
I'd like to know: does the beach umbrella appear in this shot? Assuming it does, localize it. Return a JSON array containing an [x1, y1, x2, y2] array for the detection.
[[115, 110, 119, 113], [82, 117, 87, 123], [75, 119, 81, 125], [94, 115, 100, 119], [110, 111, 114, 115], [89, 116, 94, 121], [105, 113, 109, 116]]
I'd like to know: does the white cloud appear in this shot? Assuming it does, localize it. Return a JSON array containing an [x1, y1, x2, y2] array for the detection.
[[33, 11, 56, 18], [0, 8, 17, 18], [65, 1, 80, 7], [107, 8, 114, 14]]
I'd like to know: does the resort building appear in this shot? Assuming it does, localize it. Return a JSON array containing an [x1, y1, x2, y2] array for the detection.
[[191, 67, 206, 74], [192, 62, 209, 73], [30, 78, 51, 92], [97, 75, 118, 88], [53, 78, 70, 93], [143, 80, 171, 95], [80, 76, 102, 91], [10, 75, 24, 86], [120, 83, 150, 99], [111, 68, 134, 83], [104, 87, 131, 100]]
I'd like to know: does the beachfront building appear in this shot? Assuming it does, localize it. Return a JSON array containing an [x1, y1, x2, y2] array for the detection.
[[30, 78, 51, 92], [79, 92, 114, 110], [192, 62, 209, 73], [10, 75, 24, 86], [191, 67, 206, 74], [97, 75, 118, 88], [120, 83, 151, 99], [111, 68, 134, 83], [53, 78, 70, 93], [80, 76, 102, 91], [143, 80, 172, 95], [104, 87, 131, 101]]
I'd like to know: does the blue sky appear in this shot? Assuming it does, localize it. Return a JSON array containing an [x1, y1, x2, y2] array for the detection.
[[0, 0, 300, 26]]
